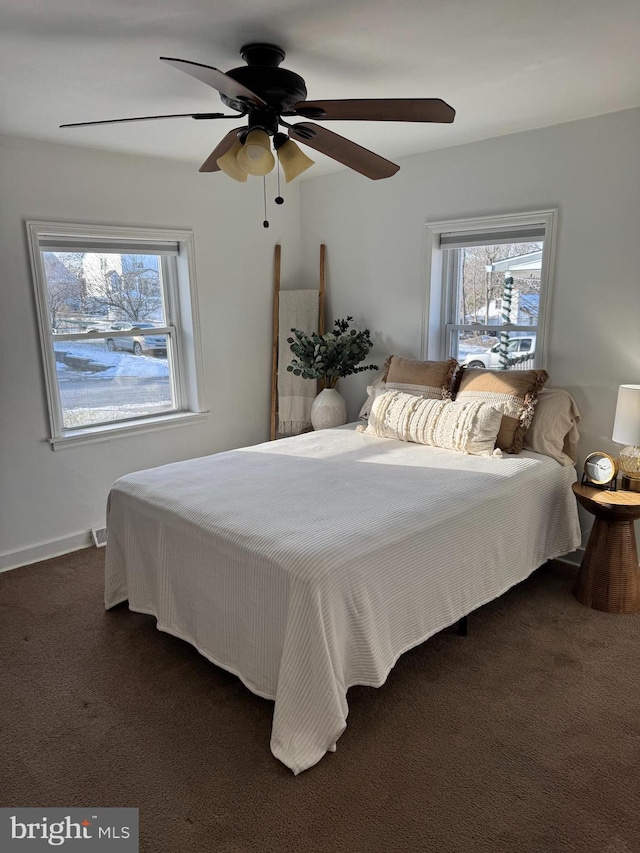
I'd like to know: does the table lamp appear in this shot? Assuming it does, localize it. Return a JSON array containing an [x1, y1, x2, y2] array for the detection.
[[612, 384, 640, 491]]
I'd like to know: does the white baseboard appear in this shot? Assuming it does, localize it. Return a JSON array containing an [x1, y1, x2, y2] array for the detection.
[[0, 531, 94, 573]]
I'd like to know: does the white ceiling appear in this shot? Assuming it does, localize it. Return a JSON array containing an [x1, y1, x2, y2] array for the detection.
[[1, 0, 639, 178]]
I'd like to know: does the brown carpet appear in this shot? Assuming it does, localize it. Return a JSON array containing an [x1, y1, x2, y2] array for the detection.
[[1, 549, 639, 853]]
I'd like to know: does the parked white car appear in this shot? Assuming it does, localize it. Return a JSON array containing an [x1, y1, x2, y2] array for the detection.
[[462, 334, 536, 369]]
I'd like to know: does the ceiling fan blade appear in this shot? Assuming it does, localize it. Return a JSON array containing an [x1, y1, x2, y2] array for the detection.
[[160, 57, 267, 108], [60, 112, 235, 129], [199, 127, 246, 172], [292, 99, 455, 123], [288, 123, 399, 180]]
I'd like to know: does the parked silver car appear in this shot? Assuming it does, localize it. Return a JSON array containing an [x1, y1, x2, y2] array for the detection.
[[462, 333, 536, 369], [106, 322, 167, 356]]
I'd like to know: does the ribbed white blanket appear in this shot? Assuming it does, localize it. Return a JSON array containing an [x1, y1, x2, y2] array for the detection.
[[104, 425, 581, 774]]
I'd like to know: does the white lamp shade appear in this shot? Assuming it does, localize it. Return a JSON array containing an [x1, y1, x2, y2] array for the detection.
[[612, 384, 640, 445], [236, 130, 275, 176]]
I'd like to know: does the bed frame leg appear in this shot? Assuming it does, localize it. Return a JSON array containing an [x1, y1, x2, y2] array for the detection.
[[458, 616, 468, 637]]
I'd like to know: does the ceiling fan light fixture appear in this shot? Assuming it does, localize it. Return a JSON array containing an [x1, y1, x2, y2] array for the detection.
[[62, 44, 455, 188], [236, 129, 275, 176], [277, 139, 315, 182], [216, 140, 248, 181]]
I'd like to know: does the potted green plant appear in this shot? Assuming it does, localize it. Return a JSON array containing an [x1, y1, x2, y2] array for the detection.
[[287, 317, 378, 429]]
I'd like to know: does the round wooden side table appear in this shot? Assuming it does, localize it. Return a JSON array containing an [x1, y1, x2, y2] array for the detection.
[[572, 482, 640, 613]]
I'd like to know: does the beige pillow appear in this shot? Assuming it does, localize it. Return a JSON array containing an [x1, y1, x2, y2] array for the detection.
[[523, 387, 581, 466], [359, 356, 459, 421], [383, 355, 459, 399], [455, 368, 549, 454], [363, 389, 503, 457]]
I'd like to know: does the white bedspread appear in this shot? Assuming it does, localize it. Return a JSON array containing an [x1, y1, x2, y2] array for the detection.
[[104, 424, 581, 774]]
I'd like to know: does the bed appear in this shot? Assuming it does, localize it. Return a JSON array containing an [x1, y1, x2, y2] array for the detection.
[[104, 421, 581, 774]]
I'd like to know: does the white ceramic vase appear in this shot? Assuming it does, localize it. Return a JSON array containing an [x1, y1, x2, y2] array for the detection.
[[310, 387, 348, 431]]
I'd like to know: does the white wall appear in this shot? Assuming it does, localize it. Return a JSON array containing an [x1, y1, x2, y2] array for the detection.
[[3, 108, 639, 566], [0, 135, 303, 568], [299, 108, 640, 499], [299, 107, 640, 550]]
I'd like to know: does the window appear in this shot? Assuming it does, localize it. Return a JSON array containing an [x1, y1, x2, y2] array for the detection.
[[27, 222, 206, 449], [424, 210, 557, 371]]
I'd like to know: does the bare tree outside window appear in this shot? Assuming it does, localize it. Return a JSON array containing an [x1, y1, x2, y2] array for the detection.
[[459, 243, 542, 327], [447, 240, 545, 370], [428, 210, 555, 374], [28, 221, 203, 446], [44, 252, 164, 327]]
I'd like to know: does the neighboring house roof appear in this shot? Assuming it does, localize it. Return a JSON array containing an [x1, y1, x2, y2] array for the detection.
[[518, 292, 539, 323], [519, 292, 539, 312], [468, 254, 542, 325], [486, 251, 542, 279]]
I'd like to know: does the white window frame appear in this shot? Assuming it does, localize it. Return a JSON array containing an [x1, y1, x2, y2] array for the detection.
[[27, 221, 207, 449], [423, 209, 557, 367]]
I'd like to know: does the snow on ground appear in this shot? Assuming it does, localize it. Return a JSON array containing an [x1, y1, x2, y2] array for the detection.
[[61, 400, 173, 429], [459, 343, 489, 357], [54, 340, 169, 379], [54, 339, 491, 381]]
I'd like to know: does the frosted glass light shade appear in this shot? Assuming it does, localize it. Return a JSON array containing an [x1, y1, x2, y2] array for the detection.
[[236, 130, 275, 176], [277, 140, 315, 182], [618, 445, 640, 484], [216, 140, 248, 182]]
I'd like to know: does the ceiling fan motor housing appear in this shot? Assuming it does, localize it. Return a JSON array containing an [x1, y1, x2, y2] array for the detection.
[[222, 43, 308, 117]]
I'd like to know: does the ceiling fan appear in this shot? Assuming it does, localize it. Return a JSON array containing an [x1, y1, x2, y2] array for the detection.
[[61, 43, 455, 182]]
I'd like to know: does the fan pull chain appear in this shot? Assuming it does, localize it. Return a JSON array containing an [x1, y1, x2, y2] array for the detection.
[[263, 176, 269, 228], [275, 157, 284, 205]]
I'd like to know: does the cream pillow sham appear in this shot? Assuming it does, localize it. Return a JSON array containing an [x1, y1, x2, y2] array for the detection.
[[523, 387, 581, 466]]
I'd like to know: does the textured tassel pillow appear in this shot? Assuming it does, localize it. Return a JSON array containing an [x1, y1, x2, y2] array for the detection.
[[362, 389, 503, 457], [454, 368, 549, 454], [359, 355, 459, 421], [383, 355, 459, 400]]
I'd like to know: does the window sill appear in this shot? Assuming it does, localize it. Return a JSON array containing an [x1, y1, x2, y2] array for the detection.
[[49, 411, 208, 451]]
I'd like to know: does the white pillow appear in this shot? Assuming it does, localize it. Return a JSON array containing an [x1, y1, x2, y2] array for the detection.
[[363, 389, 503, 457]]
